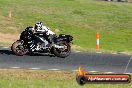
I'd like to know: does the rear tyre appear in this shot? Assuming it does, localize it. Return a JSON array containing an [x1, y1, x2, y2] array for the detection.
[[53, 42, 71, 58], [11, 40, 28, 56]]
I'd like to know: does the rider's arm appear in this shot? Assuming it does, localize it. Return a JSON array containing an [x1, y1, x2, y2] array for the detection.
[[32, 27, 35, 34], [36, 29, 45, 33], [32, 27, 45, 34], [43, 26, 55, 35]]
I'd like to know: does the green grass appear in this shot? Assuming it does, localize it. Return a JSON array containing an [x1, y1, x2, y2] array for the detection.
[[0, 0, 132, 52], [0, 79, 132, 88], [0, 69, 131, 88]]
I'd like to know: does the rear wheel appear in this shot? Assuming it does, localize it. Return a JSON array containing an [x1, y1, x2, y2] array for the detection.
[[53, 42, 71, 58], [11, 40, 28, 56]]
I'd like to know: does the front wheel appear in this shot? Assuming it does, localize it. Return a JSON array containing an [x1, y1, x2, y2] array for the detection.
[[11, 40, 28, 56], [53, 42, 71, 58]]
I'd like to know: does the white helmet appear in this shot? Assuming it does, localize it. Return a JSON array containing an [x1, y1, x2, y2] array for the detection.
[[34, 22, 43, 30]]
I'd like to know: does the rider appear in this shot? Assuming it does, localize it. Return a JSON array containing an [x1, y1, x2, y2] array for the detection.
[[28, 22, 56, 52]]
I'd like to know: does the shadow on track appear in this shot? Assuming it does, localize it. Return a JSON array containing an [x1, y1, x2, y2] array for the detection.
[[29, 52, 55, 57], [0, 49, 14, 55], [0, 49, 55, 57]]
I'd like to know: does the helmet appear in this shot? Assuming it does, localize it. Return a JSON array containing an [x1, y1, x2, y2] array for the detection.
[[34, 22, 43, 30]]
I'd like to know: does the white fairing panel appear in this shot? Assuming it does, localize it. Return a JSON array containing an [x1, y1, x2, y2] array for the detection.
[[42, 26, 55, 35]]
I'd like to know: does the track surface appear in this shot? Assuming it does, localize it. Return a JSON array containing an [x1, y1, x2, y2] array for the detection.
[[0, 48, 131, 73]]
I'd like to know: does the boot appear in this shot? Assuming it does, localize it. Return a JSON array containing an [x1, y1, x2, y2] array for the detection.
[[29, 44, 36, 52]]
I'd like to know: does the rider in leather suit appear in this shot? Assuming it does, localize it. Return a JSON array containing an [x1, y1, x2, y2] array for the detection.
[[28, 22, 56, 52]]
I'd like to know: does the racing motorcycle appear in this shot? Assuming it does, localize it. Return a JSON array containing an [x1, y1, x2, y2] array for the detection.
[[11, 27, 73, 58]]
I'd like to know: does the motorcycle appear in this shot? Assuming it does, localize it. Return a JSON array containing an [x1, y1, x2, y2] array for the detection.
[[11, 27, 73, 58]]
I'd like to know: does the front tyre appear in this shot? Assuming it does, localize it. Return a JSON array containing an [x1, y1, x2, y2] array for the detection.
[[11, 40, 28, 56], [53, 42, 71, 58]]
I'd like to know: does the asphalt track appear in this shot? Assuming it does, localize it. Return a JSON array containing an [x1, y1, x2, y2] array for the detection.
[[0, 48, 131, 73]]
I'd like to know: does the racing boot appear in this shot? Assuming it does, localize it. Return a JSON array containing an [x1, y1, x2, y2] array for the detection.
[[29, 44, 36, 52]]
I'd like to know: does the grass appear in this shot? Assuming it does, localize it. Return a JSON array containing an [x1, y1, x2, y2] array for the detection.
[[0, 69, 131, 88], [0, 0, 132, 52]]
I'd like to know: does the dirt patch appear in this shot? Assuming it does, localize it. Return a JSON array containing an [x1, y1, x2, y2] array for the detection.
[[71, 45, 84, 51], [54, 29, 60, 33], [0, 32, 19, 44]]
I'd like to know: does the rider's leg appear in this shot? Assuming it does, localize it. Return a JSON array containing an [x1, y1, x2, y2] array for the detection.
[[27, 35, 36, 52]]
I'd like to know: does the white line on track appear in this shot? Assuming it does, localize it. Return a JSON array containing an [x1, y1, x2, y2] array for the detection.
[[75, 51, 81, 53], [112, 53, 117, 55], [29, 68, 40, 70], [10, 67, 21, 69], [124, 73, 132, 74], [89, 71, 98, 73], [96, 52, 102, 54], [104, 72, 114, 74]]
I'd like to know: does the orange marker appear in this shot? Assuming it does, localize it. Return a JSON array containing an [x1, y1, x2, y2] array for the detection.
[[96, 32, 99, 50]]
